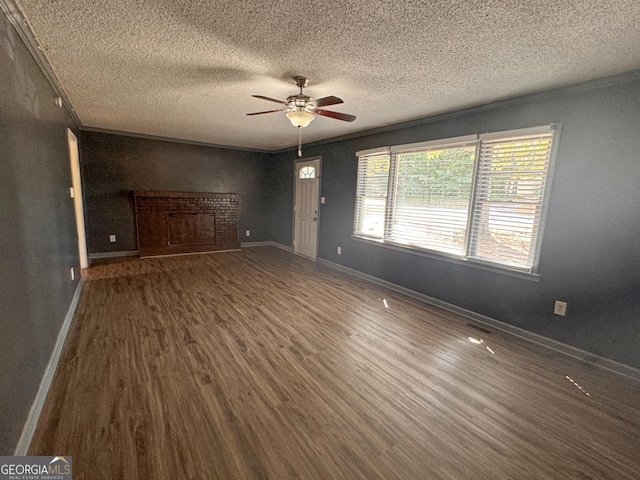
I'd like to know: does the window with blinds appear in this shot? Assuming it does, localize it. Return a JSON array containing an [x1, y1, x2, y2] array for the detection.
[[388, 144, 476, 255], [468, 131, 553, 268], [353, 126, 557, 273], [354, 151, 390, 239]]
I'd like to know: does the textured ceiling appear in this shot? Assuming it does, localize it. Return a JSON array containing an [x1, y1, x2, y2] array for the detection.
[[10, 0, 640, 150]]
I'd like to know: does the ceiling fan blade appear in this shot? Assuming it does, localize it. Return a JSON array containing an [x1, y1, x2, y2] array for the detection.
[[246, 109, 285, 116], [314, 109, 356, 122], [251, 94, 287, 105], [313, 96, 343, 107]]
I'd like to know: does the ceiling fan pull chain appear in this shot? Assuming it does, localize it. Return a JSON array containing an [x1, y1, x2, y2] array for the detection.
[[298, 126, 303, 157]]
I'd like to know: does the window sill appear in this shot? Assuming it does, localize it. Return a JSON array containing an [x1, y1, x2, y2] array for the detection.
[[351, 235, 541, 282]]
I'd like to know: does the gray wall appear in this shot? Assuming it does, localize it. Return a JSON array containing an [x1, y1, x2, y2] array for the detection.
[[0, 16, 80, 454], [265, 152, 294, 247], [79, 131, 272, 254], [270, 72, 640, 370]]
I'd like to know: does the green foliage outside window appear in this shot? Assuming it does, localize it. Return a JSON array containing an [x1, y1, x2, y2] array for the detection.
[[396, 147, 475, 207]]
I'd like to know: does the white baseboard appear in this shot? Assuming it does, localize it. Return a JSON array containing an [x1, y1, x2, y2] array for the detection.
[[91, 245, 298, 259], [242, 241, 293, 252], [317, 258, 640, 382], [272, 242, 293, 252], [89, 250, 139, 260], [13, 279, 84, 455], [241, 241, 274, 248], [139, 249, 241, 259]]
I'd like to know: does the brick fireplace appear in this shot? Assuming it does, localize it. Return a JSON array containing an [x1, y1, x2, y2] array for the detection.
[[133, 190, 240, 257]]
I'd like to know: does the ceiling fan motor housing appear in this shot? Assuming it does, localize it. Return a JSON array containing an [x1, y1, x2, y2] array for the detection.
[[248, 75, 355, 122], [287, 94, 314, 111]]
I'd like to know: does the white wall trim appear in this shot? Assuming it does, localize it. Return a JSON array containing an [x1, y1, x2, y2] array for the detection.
[[68, 129, 89, 269], [316, 258, 640, 383], [13, 279, 84, 456], [139, 249, 241, 259], [241, 241, 274, 248], [89, 250, 139, 260], [271, 242, 293, 252], [242, 241, 292, 252]]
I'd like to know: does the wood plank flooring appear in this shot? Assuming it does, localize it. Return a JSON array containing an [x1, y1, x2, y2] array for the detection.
[[29, 247, 640, 479]]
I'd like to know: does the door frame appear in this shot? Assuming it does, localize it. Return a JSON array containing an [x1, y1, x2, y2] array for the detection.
[[292, 156, 322, 260], [67, 129, 88, 269]]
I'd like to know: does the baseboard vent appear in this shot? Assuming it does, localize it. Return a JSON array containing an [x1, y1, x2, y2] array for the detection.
[[467, 323, 493, 335]]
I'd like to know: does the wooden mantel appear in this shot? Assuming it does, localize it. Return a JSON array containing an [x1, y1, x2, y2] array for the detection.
[[133, 190, 241, 257]]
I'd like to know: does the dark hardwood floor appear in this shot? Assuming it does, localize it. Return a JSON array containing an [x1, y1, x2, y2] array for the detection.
[[29, 247, 640, 479]]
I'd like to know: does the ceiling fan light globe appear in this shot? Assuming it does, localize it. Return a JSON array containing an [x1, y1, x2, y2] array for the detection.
[[286, 110, 315, 128]]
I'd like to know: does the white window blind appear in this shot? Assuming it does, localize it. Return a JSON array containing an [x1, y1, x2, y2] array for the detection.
[[354, 152, 390, 239], [468, 132, 554, 269], [353, 126, 557, 273], [386, 144, 477, 254]]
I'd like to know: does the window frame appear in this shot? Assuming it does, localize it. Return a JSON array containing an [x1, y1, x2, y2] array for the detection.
[[352, 125, 560, 277], [385, 135, 479, 257], [353, 147, 391, 240]]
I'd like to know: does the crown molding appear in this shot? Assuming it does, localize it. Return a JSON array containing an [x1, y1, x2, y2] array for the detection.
[[273, 69, 640, 155], [80, 126, 272, 154]]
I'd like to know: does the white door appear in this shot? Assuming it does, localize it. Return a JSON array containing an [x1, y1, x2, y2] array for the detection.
[[68, 129, 88, 269], [293, 158, 321, 259]]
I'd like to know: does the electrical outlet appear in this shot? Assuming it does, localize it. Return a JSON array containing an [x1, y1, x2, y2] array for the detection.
[[69, 186, 75, 198], [109, 234, 117, 243], [321, 196, 326, 204], [245, 230, 251, 237], [553, 300, 567, 316], [337, 246, 342, 254], [70, 267, 75, 281]]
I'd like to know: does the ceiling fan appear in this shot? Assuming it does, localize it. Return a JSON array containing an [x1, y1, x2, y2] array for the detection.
[[248, 76, 356, 156]]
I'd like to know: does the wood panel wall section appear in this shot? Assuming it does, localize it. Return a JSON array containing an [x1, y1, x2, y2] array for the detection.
[[133, 190, 240, 257]]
